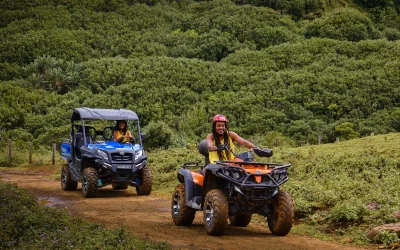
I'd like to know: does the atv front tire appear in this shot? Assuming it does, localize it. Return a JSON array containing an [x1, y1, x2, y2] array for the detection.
[[229, 213, 252, 227], [267, 190, 294, 236], [112, 184, 128, 190], [82, 167, 98, 198], [136, 167, 153, 195], [203, 189, 229, 236], [171, 183, 196, 226], [61, 164, 78, 191]]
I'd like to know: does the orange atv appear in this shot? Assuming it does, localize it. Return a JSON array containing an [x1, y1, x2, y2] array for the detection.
[[171, 140, 294, 236]]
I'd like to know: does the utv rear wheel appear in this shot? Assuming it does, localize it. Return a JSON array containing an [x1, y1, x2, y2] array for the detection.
[[112, 184, 128, 190], [61, 164, 78, 191], [203, 189, 228, 236], [82, 167, 98, 198], [171, 183, 196, 226], [267, 190, 294, 236], [229, 213, 252, 227], [136, 167, 153, 195]]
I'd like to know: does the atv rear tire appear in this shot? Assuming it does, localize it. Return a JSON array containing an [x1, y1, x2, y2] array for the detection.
[[267, 190, 294, 236], [112, 184, 128, 190], [229, 213, 252, 227], [171, 183, 196, 226], [203, 189, 228, 236], [136, 167, 153, 195], [61, 164, 78, 191], [82, 167, 98, 198]]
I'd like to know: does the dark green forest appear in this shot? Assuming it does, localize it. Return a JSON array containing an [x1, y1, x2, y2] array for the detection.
[[1, 0, 399, 149]]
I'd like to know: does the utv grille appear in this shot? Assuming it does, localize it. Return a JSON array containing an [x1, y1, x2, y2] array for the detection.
[[111, 153, 133, 161]]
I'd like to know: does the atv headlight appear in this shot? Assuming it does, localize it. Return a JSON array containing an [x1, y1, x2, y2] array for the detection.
[[134, 149, 143, 161], [97, 149, 109, 161], [222, 168, 246, 182], [271, 169, 288, 184]]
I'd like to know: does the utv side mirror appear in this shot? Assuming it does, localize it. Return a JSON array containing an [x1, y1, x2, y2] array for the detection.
[[140, 133, 147, 142]]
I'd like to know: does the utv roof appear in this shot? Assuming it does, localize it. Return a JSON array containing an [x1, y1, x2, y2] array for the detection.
[[71, 108, 139, 121]]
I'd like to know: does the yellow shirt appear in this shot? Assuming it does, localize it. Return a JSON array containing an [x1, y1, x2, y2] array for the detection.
[[208, 136, 235, 163], [114, 130, 130, 143]]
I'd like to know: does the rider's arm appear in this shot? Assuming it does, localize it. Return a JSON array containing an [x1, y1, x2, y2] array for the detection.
[[229, 131, 256, 149], [127, 130, 133, 138], [206, 133, 217, 151]]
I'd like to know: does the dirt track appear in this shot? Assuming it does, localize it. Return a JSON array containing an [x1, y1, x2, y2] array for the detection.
[[0, 169, 376, 250]]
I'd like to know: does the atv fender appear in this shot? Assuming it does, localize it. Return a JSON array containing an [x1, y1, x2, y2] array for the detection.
[[178, 168, 203, 210]]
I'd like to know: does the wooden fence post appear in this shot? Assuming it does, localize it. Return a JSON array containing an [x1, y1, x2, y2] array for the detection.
[[8, 139, 12, 163], [275, 137, 279, 147], [52, 141, 56, 165], [336, 137, 340, 143], [29, 144, 32, 164], [318, 135, 322, 145]]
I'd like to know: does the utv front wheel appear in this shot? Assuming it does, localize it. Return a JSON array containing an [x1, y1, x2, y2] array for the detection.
[[229, 213, 252, 227], [61, 164, 78, 191], [136, 167, 153, 195], [82, 167, 98, 198], [267, 190, 294, 236], [203, 189, 228, 236], [171, 183, 196, 226]]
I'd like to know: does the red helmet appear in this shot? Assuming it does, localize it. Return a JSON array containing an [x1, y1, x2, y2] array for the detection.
[[212, 114, 228, 123]]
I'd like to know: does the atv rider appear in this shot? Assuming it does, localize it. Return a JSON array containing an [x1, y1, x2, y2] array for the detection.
[[206, 114, 257, 163], [114, 120, 134, 143]]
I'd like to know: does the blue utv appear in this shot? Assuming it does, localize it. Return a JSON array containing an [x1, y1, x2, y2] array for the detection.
[[60, 108, 152, 198]]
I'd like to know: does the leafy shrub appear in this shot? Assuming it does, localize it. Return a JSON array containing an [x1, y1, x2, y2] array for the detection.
[[304, 8, 383, 41], [328, 198, 370, 223], [385, 28, 400, 41], [374, 230, 400, 245], [143, 121, 174, 150]]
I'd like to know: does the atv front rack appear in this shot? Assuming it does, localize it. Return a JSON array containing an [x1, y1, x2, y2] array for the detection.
[[216, 160, 291, 169], [182, 161, 202, 170]]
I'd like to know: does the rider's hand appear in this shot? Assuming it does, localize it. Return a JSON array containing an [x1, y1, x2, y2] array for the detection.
[[208, 145, 217, 151]]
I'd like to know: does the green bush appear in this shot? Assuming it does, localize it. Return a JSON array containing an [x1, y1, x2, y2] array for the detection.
[[304, 8, 383, 41], [374, 230, 400, 245], [143, 121, 174, 150]]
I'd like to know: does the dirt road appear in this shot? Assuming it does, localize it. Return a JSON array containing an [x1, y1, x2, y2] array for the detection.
[[0, 169, 375, 250]]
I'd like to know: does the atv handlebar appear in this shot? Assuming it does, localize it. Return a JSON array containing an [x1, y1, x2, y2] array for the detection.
[[210, 144, 273, 158]]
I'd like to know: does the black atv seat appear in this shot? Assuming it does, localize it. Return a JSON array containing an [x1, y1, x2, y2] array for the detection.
[[198, 140, 210, 166]]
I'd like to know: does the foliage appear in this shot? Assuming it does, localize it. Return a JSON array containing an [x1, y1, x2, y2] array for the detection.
[[143, 121, 174, 150], [0, 181, 169, 249], [374, 230, 400, 245], [0, 0, 399, 149], [304, 8, 383, 41]]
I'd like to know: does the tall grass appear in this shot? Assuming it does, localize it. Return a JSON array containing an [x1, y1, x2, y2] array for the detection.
[[0, 182, 168, 249]]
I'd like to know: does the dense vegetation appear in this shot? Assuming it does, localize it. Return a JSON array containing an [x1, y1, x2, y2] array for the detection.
[[0, 0, 399, 149], [0, 181, 168, 249]]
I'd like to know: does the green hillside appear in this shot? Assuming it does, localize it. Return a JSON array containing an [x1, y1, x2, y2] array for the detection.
[[0, 0, 399, 148]]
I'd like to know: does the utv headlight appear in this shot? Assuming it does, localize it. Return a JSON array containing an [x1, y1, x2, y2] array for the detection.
[[134, 149, 143, 161], [97, 149, 109, 161]]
